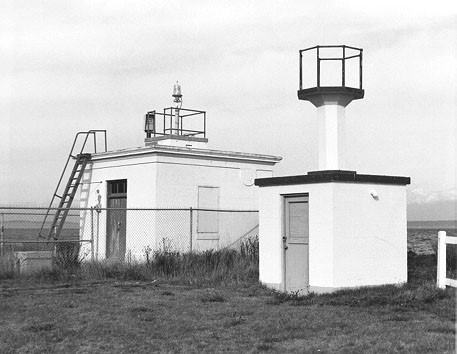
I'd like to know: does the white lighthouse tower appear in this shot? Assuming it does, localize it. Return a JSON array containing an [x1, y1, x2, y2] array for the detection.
[[255, 45, 410, 294], [298, 45, 364, 170]]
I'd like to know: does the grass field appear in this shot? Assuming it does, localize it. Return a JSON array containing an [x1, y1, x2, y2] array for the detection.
[[0, 252, 455, 353]]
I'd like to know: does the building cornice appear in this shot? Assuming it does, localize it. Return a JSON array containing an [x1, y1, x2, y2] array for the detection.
[[90, 144, 282, 165], [255, 170, 410, 187]]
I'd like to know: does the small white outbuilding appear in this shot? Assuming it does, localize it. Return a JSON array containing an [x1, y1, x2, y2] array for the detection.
[[255, 45, 410, 294], [255, 170, 410, 293]]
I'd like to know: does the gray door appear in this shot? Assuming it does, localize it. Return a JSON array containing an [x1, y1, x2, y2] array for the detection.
[[106, 180, 127, 260], [283, 195, 309, 293]]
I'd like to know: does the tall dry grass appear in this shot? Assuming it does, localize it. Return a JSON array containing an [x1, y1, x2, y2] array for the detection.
[[0, 235, 259, 285], [1, 235, 455, 290]]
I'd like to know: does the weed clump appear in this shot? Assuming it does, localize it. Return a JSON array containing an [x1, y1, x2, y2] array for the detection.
[[54, 242, 82, 271], [143, 237, 258, 284], [4, 235, 260, 285], [200, 289, 226, 303], [0, 254, 16, 280], [265, 282, 453, 312]]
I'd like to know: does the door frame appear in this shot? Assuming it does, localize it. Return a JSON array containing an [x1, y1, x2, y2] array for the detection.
[[106, 179, 127, 260], [281, 193, 309, 292]]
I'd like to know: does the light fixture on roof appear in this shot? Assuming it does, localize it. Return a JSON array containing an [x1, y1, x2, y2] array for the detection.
[[172, 81, 182, 134], [172, 81, 182, 104], [144, 81, 207, 146]]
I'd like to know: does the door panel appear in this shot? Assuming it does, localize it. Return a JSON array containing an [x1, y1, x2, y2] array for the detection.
[[106, 197, 126, 260], [288, 201, 309, 242], [284, 196, 309, 293]]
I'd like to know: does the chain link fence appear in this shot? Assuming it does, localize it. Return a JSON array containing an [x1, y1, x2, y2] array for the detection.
[[0, 206, 258, 273], [0, 207, 86, 274]]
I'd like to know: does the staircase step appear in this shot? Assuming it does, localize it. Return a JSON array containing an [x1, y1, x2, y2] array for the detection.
[[44, 134, 95, 241]]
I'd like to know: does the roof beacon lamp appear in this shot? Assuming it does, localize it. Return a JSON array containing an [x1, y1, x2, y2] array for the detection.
[[172, 82, 183, 135], [144, 82, 208, 148], [298, 45, 364, 171], [172, 81, 182, 103]]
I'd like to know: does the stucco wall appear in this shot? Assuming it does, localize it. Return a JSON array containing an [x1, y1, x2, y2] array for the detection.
[[79, 150, 275, 259], [258, 181, 407, 292], [154, 154, 267, 209], [154, 156, 265, 250], [79, 155, 159, 260], [332, 183, 407, 287]]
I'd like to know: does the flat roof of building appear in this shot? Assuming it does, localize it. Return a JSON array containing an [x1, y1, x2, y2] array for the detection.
[[90, 144, 282, 165], [255, 170, 411, 186]]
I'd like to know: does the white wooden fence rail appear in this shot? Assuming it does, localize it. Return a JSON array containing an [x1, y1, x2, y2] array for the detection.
[[437, 231, 457, 289]]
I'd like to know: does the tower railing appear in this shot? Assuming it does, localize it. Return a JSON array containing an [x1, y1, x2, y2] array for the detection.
[[299, 45, 363, 91], [144, 107, 206, 139]]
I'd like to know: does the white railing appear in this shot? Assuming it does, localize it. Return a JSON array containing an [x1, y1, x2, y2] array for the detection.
[[437, 231, 457, 289]]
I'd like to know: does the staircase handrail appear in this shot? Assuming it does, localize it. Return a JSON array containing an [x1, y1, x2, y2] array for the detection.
[[38, 130, 107, 238]]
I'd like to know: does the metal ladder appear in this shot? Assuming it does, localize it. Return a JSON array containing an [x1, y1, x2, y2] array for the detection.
[[39, 130, 107, 240]]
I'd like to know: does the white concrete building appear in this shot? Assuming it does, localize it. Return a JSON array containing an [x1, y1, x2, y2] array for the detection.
[[255, 45, 410, 293], [79, 101, 281, 261], [255, 171, 410, 293]]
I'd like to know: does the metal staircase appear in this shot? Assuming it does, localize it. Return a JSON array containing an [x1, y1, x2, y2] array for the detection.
[[39, 130, 107, 240]]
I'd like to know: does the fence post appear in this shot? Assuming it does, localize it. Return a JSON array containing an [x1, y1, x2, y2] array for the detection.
[[189, 207, 193, 253], [90, 207, 94, 262], [96, 211, 100, 261], [437, 231, 446, 289], [0, 212, 4, 257]]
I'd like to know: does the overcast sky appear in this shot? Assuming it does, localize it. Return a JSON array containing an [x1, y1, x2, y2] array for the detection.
[[1, 1, 456, 220]]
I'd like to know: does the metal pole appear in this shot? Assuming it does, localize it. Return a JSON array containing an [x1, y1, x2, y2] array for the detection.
[[342, 46, 346, 87], [189, 207, 193, 252], [174, 107, 179, 135], [359, 50, 363, 89], [170, 111, 173, 135], [299, 51, 302, 90], [163, 108, 166, 135], [0, 212, 4, 257], [316, 46, 320, 88], [96, 211, 100, 261], [90, 208, 94, 261], [203, 113, 206, 138], [53, 243, 57, 269], [153, 112, 156, 137]]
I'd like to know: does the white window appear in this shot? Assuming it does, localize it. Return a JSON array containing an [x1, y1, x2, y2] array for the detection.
[[197, 186, 219, 234]]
